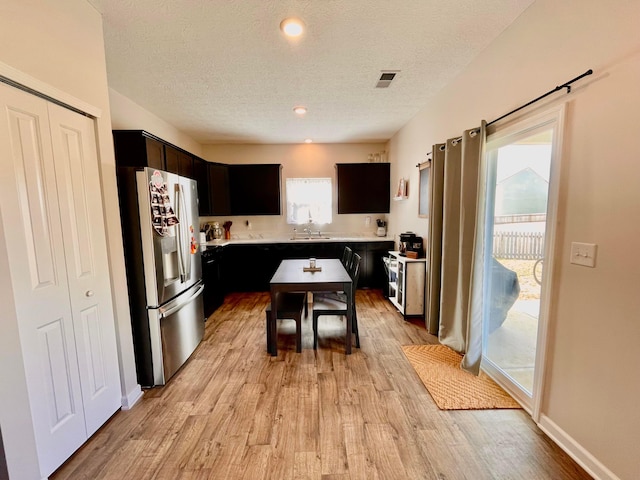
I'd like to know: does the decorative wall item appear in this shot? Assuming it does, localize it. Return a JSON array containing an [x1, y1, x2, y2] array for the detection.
[[394, 177, 408, 200], [368, 150, 387, 162]]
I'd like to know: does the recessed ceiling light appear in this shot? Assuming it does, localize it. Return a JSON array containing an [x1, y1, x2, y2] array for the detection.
[[293, 106, 307, 115], [280, 17, 305, 37], [304, 138, 313, 144]]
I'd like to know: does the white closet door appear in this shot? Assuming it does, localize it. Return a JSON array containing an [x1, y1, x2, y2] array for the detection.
[[48, 103, 121, 436], [0, 84, 87, 475]]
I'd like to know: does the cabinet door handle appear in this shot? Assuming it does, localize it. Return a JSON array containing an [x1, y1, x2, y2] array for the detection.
[[85, 290, 94, 297]]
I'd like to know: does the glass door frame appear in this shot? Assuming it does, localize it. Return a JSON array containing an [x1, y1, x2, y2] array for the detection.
[[480, 104, 566, 420]]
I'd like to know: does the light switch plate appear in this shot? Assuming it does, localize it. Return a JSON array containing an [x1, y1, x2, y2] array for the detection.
[[570, 242, 597, 267]]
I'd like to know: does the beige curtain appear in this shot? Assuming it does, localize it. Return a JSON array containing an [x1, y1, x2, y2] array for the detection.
[[426, 143, 445, 334], [425, 122, 486, 375]]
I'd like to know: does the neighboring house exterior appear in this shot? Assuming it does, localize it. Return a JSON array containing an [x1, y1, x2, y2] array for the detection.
[[495, 167, 548, 216]]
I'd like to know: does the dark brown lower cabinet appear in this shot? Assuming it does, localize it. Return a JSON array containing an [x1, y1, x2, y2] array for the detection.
[[221, 241, 394, 292]]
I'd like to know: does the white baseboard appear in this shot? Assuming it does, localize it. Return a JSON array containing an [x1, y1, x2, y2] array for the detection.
[[120, 384, 144, 410], [537, 414, 620, 480]]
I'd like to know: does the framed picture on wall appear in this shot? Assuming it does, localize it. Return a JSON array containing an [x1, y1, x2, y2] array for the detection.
[[418, 161, 430, 218]]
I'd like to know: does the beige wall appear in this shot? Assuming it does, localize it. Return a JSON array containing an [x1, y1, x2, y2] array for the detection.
[[201, 143, 389, 236], [389, 1, 640, 478], [110, 88, 204, 157], [0, 1, 140, 476]]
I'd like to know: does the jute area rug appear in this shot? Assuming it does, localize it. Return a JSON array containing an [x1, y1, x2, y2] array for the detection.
[[402, 344, 521, 410]]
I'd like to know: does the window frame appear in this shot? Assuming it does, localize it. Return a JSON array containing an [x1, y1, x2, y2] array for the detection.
[[285, 177, 333, 225]]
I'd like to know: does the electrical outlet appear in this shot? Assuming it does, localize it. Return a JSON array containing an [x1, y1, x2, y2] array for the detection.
[[365, 216, 371, 226], [570, 242, 597, 267]]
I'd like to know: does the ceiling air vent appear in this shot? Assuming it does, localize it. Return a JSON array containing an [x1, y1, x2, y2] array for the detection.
[[376, 71, 399, 88]]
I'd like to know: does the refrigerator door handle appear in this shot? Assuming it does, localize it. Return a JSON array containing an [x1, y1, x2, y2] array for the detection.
[[159, 283, 205, 319], [180, 191, 191, 281], [175, 184, 190, 282], [181, 184, 192, 280]]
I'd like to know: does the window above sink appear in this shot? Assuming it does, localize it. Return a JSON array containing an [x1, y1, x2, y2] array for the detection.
[[286, 177, 332, 225]]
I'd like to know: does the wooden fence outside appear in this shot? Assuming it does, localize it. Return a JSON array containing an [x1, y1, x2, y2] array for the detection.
[[493, 231, 545, 260]]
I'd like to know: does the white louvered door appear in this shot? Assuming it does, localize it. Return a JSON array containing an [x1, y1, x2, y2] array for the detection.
[[0, 82, 121, 477]]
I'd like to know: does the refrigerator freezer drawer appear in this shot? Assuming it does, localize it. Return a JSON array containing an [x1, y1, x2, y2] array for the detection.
[[150, 282, 205, 385]]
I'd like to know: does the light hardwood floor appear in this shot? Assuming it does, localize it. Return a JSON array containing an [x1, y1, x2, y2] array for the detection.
[[52, 290, 591, 479]]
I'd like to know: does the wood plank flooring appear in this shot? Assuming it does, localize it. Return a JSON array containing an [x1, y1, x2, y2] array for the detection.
[[51, 290, 591, 479]]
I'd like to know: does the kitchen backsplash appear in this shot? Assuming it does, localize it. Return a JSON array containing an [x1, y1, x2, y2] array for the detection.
[[200, 213, 389, 239]]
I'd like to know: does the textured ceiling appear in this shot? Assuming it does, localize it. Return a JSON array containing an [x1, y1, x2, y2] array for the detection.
[[88, 0, 534, 144]]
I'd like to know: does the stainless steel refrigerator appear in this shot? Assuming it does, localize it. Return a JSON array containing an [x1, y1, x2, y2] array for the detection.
[[117, 167, 204, 387]]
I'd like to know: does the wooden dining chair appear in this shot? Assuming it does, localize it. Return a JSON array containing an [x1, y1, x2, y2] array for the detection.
[[305, 245, 353, 312], [341, 246, 353, 268], [265, 292, 306, 355], [313, 245, 352, 302], [312, 252, 361, 350]]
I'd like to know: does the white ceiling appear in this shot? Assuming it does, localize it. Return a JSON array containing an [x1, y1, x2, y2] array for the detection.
[[88, 0, 534, 144]]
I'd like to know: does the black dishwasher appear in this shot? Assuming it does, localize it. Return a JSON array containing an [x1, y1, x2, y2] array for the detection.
[[201, 246, 224, 318]]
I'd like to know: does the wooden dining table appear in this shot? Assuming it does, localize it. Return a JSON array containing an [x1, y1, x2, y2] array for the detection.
[[268, 258, 353, 355]]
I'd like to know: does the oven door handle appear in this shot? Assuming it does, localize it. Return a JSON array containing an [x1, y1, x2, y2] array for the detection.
[[159, 283, 205, 319]]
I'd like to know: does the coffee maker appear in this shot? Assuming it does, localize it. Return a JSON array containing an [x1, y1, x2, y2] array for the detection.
[[399, 232, 423, 258]]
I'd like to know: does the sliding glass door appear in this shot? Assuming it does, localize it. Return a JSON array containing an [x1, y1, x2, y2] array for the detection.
[[480, 106, 564, 413]]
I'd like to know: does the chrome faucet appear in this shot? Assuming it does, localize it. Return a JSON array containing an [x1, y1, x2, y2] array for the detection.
[[303, 220, 313, 238], [291, 223, 326, 240]]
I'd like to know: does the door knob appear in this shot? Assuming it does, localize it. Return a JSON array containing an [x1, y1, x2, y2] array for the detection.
[[85, 290, 94, 297]]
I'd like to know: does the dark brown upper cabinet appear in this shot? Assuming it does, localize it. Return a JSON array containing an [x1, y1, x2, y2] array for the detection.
[[165, 145, 193, 178], [193, 157, 212, 215], [208, 163, 231, 216], [113, 130, 195, 179], [113, 131, 280, 217], [193, 159, 231, 217], [228, 164, 281, 215], [112, 130, 165, 170], [336, 163, 390, 214]]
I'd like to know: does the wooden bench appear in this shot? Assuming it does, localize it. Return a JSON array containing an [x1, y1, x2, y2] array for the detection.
[[265, 292, 306, 355]]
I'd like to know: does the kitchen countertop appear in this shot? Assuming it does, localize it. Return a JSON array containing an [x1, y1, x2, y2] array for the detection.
[[205, 235, 394, 247]]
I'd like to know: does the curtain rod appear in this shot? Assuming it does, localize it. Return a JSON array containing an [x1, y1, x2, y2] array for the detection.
[[486, 68, 592, 127], [416, 68, 593, 167]]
